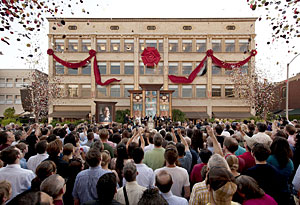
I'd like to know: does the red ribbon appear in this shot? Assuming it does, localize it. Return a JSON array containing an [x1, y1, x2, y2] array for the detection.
[[47, 49, 121, 86], [168, 49, 257, 84]]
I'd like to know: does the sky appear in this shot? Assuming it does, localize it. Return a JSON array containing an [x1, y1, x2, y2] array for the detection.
[[0, 0, 299, 82]]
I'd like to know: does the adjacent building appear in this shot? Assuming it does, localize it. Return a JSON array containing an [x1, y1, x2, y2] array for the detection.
[[47, 18, 257, 121]]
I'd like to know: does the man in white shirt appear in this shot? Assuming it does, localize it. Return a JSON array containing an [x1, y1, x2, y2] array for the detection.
[[115, 162, 146, 204], [27, 140, 49, 172], [154, 145, 190, 199], [144, 132, 155, 153], [0, 146, 35, 201], [156, 170, 188, 205]]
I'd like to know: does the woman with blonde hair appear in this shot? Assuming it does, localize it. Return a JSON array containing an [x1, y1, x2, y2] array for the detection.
[[101, 150, 119, 184], [226, 154, 240, 178], [62, 143, 74, 163]]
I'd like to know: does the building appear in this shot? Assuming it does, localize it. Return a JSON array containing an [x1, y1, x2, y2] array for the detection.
[[47, 18, 257, 122], [0, 69, 32, 117], [273, 73, 300, 118]]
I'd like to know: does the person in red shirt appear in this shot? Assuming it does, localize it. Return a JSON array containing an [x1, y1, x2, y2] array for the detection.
[[190, 149, 212, 186]]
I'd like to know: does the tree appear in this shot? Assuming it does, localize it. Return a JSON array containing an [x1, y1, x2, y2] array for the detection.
[[172, 109, 186, 122], [116, 109, 130, 123], [3, 107, 16, 119]]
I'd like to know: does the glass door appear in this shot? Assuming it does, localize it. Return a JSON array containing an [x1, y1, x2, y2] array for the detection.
[[145, 91, 157, 117]]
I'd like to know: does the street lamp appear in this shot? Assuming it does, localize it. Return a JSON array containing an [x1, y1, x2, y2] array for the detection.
[[286, 53, 300, 120]]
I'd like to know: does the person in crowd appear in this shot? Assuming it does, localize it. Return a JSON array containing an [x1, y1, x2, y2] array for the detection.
[[83, 132, 94, 147], [137, 188, 168, 205], [45, 139, 68, 178], [62, 143, 74, 163], [115, 162, 146, 204], [214, 124, 226, 147], [27, 140, 49, 173], [99, 129, 114, 157], [84, 173, 121, 205], [154, 145, 190, 199], [40, 174, 66, 205], [15, 142, 28, 169], [144, 131, 155, 153], [236, 175, 277, 205], [155, 170, 188, 205], [177, 130, 192, 173], [285, 124, 296, 147], [190, 149, 212, 186], [73, 148, 110, 205], [190, 129, 204, 169], [143, 133, 165, 170], [31, 161, 57, 191], [251, 123, 273, 146], [0, 146, 35, 201], [226, 154, 240, 178], [0, 180, 12, 205], [223, 137, 245, 173], [100, 150, 119, 183], [7, 190, 53, 205], [12, 129, 27, 146], [237, 129, 256, 172], [0, 131, 15, 151]]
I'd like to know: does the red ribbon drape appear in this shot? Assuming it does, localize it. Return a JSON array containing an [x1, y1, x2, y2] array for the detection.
[[47, 49, 121, 86], [168, 49, 257, 84]]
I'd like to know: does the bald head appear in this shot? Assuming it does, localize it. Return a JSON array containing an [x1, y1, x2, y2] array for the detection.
[[155, 170, 173, 193]]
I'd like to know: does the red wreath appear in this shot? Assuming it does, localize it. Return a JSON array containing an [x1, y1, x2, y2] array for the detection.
[[141, 47, 161, 67]]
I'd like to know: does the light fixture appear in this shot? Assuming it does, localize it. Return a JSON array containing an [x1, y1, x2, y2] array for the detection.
[[100, 45, 105, 50], [183, 46, 186, 51], [113, 45, 118, 50], [169, 46, 172, 51]]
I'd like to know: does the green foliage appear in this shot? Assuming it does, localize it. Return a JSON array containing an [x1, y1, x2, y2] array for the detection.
[[116, 109, 130, 123], [0, 118, 22, 126], [172, 109, 186, 122], [50, 119, 86, 127], [3, 107, 16, 119]]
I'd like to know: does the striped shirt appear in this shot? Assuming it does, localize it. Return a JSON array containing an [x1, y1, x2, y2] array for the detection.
[[189, 181, 210, 205]]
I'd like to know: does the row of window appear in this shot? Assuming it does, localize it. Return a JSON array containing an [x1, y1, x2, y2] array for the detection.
[[55, 61, 249, 76], [58, 84, 235, 99], [0, 78, 30, 88], [0, 95, 21, 105], [54, 38, 250, 53]]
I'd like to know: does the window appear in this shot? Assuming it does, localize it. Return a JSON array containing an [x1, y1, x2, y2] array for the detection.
[[147, 26, 156, 30], [55, 63, 64, 75], [6, 78, 13, 88], [124, 85, 134, 98], [97, 62, 106, 75], [110, 85, 120, 97], [97, 85, 107, 97], [110, 40, 120, 52], [225, 86, 234, 97], [196, 39, 206, 52], [97, 39, 107, 52], [212, 65, 222, 75], [212, 39, 221, 52], [182, 63, 193, 75], [158, 62, 164, 75], [282, 87, 286, 98], [68, 85, 78, 98], [68, 39, 78, 52], [196, 85, 206, 98], [124, 62, 134, 75], [15, 78, 23, 88], [241, 63, 249, 74], [15, 95, 21, 104], [145, 65, 155, 75], [168, 62, 178, 75], [82, 39, 91, 52], [225, 39, 235, 52], [124, 39, 134, 52], [146, 40, 157, 48], [225, 68, 233, 76], [169, 85, 178, 98], [57, 85, 65, 98], [68, 67, 78, 75], [239, 39, 249, 52], [212, 86, 221, 97], [55, 39, 64, 52], [169, 40, 178, 52], [182, 85, 192, 98], [23, 79, 30, 87], [0, 95, 5, 104], [182, 40, 192, 52], [110, 62, 120, 75], [82, 64, 91, 75], [139, 40, 145, 52], [0, 78, 5, 88], [81, 85, 91, 98], [196, 61, 207, 76], [110, 25, 119, 30], [183, 26, 192, 30], [6, 95, 13, 104], [139, 62, 145, 75], [158, 40, 163, 52]]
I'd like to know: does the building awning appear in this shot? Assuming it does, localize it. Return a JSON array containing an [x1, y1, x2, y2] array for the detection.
[[277, 109, 300, 116], [49, 111, 90, 119], [213, 112, 253, 119], [185, 112, 209, 119]]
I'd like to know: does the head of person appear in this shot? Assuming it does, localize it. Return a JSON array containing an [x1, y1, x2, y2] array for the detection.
[[226, 154, 239, 172], [207, 154, 230, 171], [176, 143, 185, 157], [100, 150, 111, 167], [35, 161, 57, 181], [215, 124, 223, 135], [99, 129, 109, 141], [132, 147, 144, 164], [191, 129, 204, 150], [68, 158, 83, 178], [0, 146, 20, 165], [256, 123, 267, 133], [137, 188, 168, 205], [47, 139, 63, 157], [164, 145, 178, 165], [57, 128, 67, 139], [6, 191, 53, 205], [155, 170, 173, 193], [96, 173, 117, 203], [153, 133, 163, 147], [223, 137, 239, 154], [123, 162, 137, 182], [86, 148, 102, 168], [15, 142, 28, 157], [270, 137, 293, 168], [90, 140, 103, 152], [40, 174, 65, 200], [0, 131, 15, 145], [47, 134, 57, 143], [35, 140, 48, 154], [128, 142, 139, 159], [87, 132, 94, 142], [103, 107, 110, 117], [63, 133, 77, 147], [285, 124, 296, 136], [41, 128, 49, 136], [14, 130, 26, 142], [251, 143, 271, 162], [199, 149, 212, 164], [63, 143, 74, 156], [236, 175, 265, 200], [0, 180, 12, 204]]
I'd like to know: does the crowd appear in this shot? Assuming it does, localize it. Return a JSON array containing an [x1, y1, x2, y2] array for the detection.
[[0, 117, 299, 205]]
